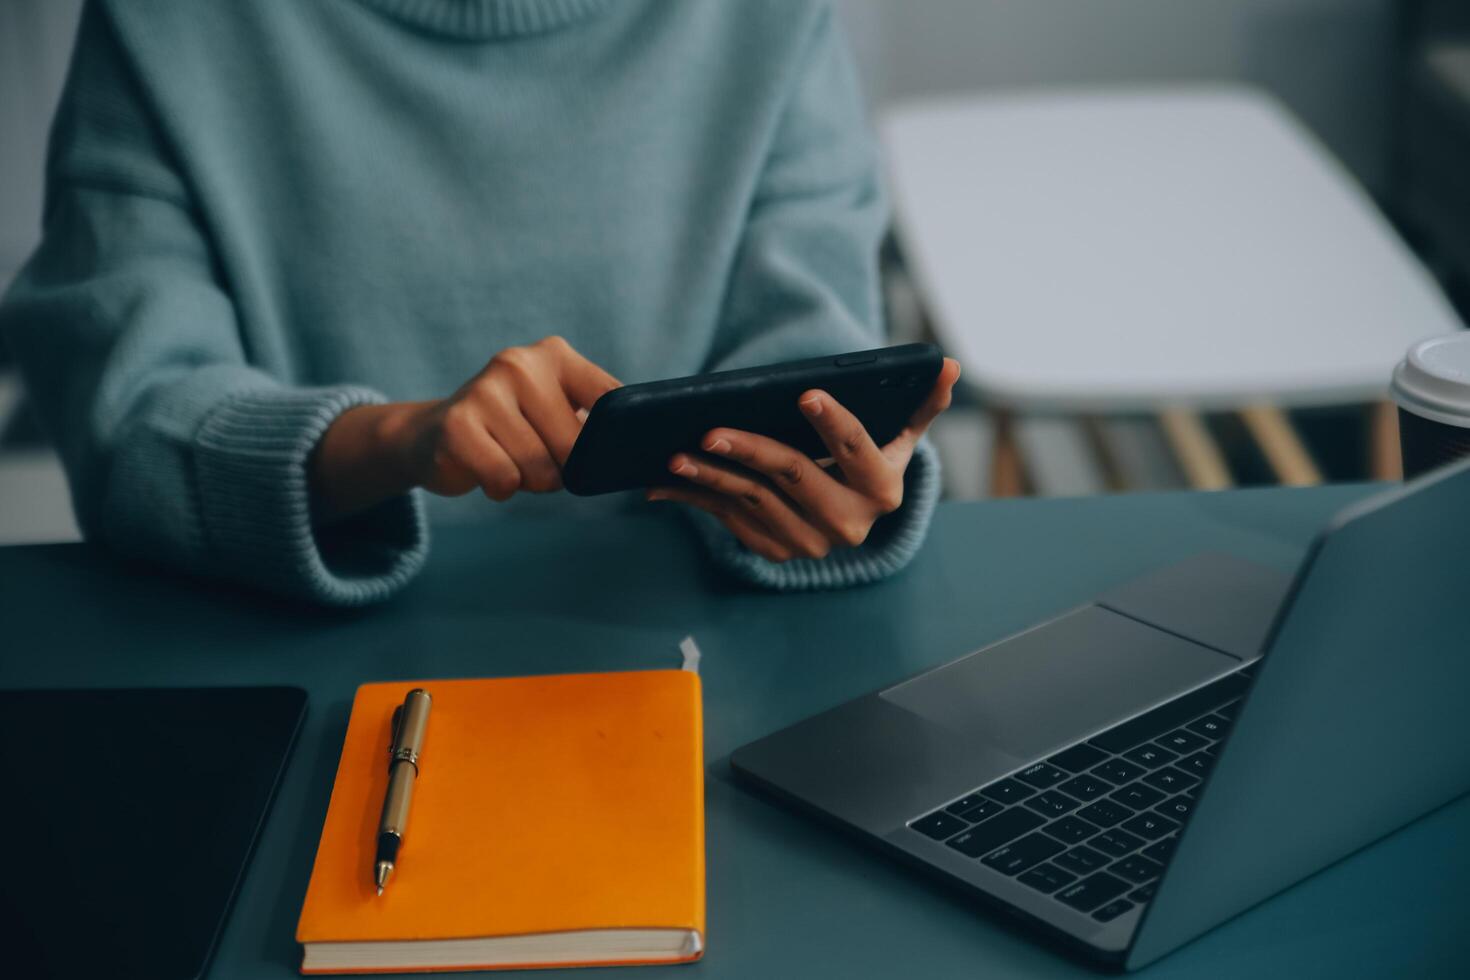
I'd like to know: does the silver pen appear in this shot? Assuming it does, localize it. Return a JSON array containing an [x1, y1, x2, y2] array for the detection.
[[374, 688, 431, 895]]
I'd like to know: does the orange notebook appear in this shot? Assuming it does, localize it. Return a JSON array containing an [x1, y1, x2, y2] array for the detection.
[[296, 671, 705, 974]]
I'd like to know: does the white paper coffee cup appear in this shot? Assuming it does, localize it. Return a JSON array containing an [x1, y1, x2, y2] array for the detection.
[[1390, 333, 1470, 478]]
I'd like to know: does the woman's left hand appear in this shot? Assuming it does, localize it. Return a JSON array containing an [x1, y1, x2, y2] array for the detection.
[[648, 357, 961, 562]]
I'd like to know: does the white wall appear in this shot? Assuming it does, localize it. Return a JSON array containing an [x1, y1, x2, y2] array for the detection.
[[835, 0, 1396, 193]]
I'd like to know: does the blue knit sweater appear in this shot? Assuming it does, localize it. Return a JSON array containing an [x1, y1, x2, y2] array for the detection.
[[0, 0, 940, 605]]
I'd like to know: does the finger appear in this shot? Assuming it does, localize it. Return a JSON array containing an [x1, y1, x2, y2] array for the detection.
[[479, 386, 564, 492], [699, 427, 884, 539], [515, 376, 584, 465], [669, 454, 832, 558], [439, 406, 522, 501], [648, 486, 794, 562], [797, 389, 892, 494], [886, 357, 962, 458], [542, 335, 622, 409]]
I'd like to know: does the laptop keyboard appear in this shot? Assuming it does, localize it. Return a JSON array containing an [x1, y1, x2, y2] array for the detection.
[[907, 667, 1253, 924]]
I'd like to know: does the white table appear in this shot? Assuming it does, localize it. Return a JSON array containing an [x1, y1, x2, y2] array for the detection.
[[881, 86, 1462, 414], [881, 86, 1463, 491]]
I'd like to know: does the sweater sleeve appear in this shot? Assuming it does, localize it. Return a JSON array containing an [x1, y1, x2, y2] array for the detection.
[[695, 1, 941, 590], [0, 6, 426, 606]]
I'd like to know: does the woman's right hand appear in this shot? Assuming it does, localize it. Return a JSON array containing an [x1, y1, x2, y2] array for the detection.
[[311, 336, 620, 520], [403, 335, 621, 499]]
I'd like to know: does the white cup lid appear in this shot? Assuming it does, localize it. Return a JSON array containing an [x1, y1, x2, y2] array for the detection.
[[1391, 333, 1470, 428]]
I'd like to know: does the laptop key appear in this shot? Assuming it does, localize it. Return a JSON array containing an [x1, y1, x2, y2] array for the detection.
[[1092, 898, 1134, 923], [1024, 790, 1081, 818], [1110, 783, 1165, 810], [1217, 699, 1242, 719], [1122, 743, 1178, 769], [1111, 854, 1165, 884], [1018, 862, 1078, 894], [1179, 750, 1216, 776], [1091, 828, 1145, 857], [1049, 743, 1108, 773], [1155, 795, 1193, 820], [1122, 812, 1180, 840], [1142, 766, 1199, 793], [1056, 872, 1130, 913], [1058, 773, 1111, 802], [1042, 815, 1100, 845], [982, 832, 1065, 875], [1056, 845, 1109, 875], [1087, 671, 1250, 753], [1157, 729, 1210, 754], [1129, 882, 1157, 903], [947, 807, 1045, 858], [944, 792, 989, 817], [1016, 762, 1069, 789], [1142, 836, 1177, 863], [981, 778, 1037, 804], [956, 798, 1004, 823], [910, 810, 968, 841], [1077, 799, 1134, 828], [1092, 758, 1146, 785], [1186, 714, 1230, 739]]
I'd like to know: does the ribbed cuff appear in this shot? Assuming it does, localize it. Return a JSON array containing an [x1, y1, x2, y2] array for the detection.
[[192, 386, 428, 606], [693, 439, 942, 591]]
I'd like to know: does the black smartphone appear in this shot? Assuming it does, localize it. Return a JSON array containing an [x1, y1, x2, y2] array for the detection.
[[563, 343, 944, 496]]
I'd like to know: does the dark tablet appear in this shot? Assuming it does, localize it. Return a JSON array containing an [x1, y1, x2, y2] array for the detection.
[[563, 343, 944, 495], [0, 686, 307, 980]]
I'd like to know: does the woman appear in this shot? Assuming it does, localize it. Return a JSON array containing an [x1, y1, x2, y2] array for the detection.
[[0, 0, 958, 605]]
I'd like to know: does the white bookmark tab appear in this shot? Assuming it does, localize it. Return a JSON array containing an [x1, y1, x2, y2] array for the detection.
[[679, 635, 702, 674]]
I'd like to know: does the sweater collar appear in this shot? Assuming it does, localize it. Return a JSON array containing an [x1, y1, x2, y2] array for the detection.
[[354, 0, 612, 40]]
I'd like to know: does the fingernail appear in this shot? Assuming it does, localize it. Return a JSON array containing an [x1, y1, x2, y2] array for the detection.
[[672, 460, 698, 477], [647, 490, 666, 502], [706, 437, 731, 454], [800, 395, 823, 416]]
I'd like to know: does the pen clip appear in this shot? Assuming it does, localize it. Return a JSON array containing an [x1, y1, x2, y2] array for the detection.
[[389, 705, 403, 759]]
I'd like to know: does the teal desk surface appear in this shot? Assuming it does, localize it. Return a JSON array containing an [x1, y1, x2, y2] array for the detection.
[[2, 485, 1466, 978]]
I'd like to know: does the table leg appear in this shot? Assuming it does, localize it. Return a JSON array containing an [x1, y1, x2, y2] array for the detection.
[[1158, 408, 1232, 490], [990, 411, 1027, 497], [1369, 400, 1403, 481], [1238, 404, 1322, 486]]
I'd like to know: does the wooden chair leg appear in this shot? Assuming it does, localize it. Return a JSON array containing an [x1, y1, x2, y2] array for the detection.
[[1238, 404, 1321, 486], [1369, 400, 1404, 481], [989, 411, 1026, 497], [1158, 408, 1232, 490]]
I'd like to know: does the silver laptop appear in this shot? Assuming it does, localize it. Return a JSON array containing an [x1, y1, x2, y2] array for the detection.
[[731, 458, 1470, 969]]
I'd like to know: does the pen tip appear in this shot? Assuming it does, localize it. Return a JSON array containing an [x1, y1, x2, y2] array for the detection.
[[375, 860, 393, 895], [376, 886, 383, 897]]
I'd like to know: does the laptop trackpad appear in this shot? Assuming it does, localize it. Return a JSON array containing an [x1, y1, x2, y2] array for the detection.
[[881, 605, 1236, 761]]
